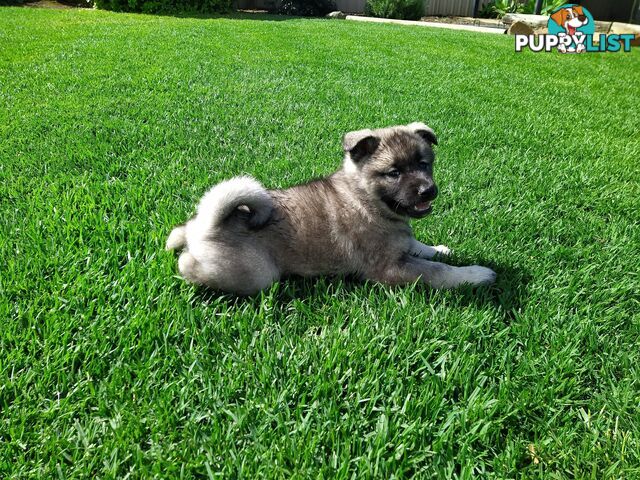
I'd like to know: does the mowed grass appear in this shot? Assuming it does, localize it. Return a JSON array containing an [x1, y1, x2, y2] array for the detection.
[[1, 7, 639, 478]]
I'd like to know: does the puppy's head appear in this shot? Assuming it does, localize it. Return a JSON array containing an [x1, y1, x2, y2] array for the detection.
[[342, 122, 438, 219], [551, 5, 588, 30]]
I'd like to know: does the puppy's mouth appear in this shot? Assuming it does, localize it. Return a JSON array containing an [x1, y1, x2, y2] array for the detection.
[[382, 196, 434, 218], [408, 201, 433, 217], [413, 201, 432, 213]]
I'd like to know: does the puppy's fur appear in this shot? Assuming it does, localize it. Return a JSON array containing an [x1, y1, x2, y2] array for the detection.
[[166, 123, 496, 295]]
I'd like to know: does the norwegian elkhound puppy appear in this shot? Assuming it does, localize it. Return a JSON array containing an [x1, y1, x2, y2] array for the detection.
[[166, 122, 496, 295]]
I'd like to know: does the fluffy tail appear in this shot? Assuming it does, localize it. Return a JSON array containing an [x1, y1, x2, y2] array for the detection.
[[166, 177, 272, 251], [196, 176, 273, 229]]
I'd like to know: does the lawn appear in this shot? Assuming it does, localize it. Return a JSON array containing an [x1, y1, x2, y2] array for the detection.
[[1, 7, 639, 478]]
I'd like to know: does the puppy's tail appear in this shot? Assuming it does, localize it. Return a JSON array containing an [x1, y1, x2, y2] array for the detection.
[[195, 176, 273, 232], [165, 177, 272, 251]]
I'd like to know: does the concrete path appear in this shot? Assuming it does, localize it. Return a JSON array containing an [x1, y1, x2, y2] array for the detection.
[[346, 15, 506, 34]]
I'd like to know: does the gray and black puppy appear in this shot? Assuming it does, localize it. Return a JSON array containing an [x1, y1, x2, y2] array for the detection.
[[166, 122, 496, 295]]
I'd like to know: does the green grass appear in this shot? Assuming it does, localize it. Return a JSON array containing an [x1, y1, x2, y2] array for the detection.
[[1, 7, 639, 478]]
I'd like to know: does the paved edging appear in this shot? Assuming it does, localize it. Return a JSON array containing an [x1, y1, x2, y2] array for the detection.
[[345, 15, 505, 34]]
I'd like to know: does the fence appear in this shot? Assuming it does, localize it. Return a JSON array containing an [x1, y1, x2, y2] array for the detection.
[[424, 0, 492, 17], [335, 0, 492, 16], [237, 0, 493, 16]]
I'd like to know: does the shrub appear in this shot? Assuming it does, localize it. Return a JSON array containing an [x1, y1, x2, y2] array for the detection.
[[478, 0, 566, 19], [94, 0, 232, 14], [277, 0, 336, 17], [539, 0, 566, 15], [478, 0, 521, 18], [365, 0, 425, 21]]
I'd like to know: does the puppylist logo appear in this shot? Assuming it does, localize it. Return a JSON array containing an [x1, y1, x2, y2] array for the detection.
[[515, 4, 635, 53]]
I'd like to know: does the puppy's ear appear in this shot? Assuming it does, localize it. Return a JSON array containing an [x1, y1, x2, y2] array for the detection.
[[407, 122, 438, 146], [550, 8, 567, 27], [343, 129, 380, 162]]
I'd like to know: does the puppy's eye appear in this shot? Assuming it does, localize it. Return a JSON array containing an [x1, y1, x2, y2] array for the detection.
[[386, 170, 400, 178], [418, 161, 431, 170]]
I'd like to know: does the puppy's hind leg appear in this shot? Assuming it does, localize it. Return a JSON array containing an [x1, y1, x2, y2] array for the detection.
[[177, 251, 207, 285], [179, 248, 280, 296], [214, 250, 280, 296], [408, 239, 451, 259]]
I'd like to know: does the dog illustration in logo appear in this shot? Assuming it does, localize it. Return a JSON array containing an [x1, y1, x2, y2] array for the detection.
[[551, 5, 589, 53]]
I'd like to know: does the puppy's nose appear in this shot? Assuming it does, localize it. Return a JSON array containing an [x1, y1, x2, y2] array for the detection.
[[578, 14, 586, 21], [418, 184, 438, 200]]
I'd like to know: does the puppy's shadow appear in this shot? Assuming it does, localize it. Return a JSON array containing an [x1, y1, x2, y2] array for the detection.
[[433, 256, 531, 319], [193, 274, 363, 306], [191, 258, 530, 323]]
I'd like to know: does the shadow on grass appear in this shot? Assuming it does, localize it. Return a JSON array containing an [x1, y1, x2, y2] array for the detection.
[[8, 2, 306, 22], [441, 256, 531, 320], [165, 11, 302, 21], [148, 11, 301, 21], [190, 257, 530, 322]]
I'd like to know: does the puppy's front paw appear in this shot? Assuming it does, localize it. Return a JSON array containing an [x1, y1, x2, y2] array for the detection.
[[434, 245, 451, 256], [460, 265, 496, 287]]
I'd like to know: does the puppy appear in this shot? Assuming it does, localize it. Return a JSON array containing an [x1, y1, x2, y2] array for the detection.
[[166, 123, 496, 295], [551, 5, 589, 53]]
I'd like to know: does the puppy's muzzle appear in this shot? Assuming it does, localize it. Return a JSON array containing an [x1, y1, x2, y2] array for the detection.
[[418, 184, 438, 201]]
